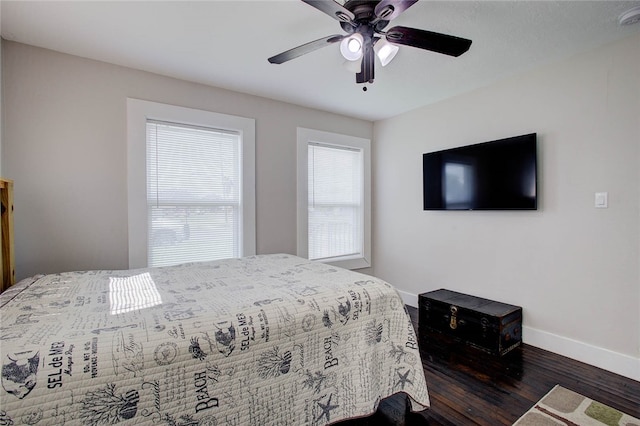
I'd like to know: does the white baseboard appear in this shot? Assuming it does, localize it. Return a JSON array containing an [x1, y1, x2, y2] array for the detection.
[[523, 326, 639, 381], [398, 289, 419, 308], [399, 290, 639, 381]]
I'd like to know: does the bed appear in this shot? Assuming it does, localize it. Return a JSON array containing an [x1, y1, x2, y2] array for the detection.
[[0, 254, 429, 425]]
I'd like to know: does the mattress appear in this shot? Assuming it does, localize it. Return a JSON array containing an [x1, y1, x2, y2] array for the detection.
[[0, 254, 429, 425]]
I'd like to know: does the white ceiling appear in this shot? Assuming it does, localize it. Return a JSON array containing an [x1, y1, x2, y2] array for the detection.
[[2, 1, 640, 121]]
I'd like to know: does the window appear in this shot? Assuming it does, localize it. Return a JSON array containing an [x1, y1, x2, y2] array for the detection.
[[297, 128, 371, 269], [127, 99, 255, 268], [146, 121, 241, 266]]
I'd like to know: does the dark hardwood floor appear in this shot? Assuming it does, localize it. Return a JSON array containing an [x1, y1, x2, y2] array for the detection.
[[336, 306, 640, 425]]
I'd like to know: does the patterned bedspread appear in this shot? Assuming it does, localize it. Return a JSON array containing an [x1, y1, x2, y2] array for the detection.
[[0, 254, 429, 425]]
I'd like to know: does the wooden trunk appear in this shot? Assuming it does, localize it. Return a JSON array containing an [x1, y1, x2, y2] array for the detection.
[[419, 289, 522, 356]]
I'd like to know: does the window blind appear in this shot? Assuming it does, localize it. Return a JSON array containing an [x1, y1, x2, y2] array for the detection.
[[307, 142, 363, 261], [146, 120, 242, 267]]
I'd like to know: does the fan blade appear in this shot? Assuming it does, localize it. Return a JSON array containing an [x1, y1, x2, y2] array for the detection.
[[301, 0, 355, 23], [385, 26, 472, 57], [374, 0, 418, 21], [356, 39, 375, 84], [268, 35, 344, 64]]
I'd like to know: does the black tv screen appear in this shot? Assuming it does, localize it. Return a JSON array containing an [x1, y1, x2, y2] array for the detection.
[[423, 133, 537, 210]]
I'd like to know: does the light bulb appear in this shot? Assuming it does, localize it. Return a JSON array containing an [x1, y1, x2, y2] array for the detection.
[[340, 33, 364, 61], [347, 38, 361, 53]]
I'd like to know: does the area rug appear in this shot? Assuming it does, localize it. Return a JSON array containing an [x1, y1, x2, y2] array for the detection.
[[513, 385, 640, 426]]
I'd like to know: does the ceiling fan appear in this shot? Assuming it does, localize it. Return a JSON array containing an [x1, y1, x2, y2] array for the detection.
[[268, 0, 472, 88]]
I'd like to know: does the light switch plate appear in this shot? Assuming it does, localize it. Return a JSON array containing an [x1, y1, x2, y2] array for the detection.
[[595, 192, 608, 208]]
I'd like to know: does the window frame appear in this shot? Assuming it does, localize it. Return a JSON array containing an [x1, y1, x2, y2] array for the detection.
[[296, 127, 371, 270], [127, 98, 255, 269]]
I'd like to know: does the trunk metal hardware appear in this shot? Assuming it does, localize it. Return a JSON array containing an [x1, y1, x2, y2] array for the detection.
[[449, 305, 458, 329]]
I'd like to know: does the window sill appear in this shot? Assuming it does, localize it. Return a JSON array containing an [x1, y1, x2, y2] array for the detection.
[[315, 255, 371, 271]]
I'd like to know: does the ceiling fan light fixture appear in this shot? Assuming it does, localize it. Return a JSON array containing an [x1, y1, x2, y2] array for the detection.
[[374, 38, 399, 66], [343, 58, 363, 73], [340, 33, 364, 61]]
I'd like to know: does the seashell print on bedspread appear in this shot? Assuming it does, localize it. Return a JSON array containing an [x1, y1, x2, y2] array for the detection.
[[0, 254, 429, 425]]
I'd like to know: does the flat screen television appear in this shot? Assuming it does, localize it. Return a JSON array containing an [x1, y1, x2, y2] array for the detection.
[[423, 133, 537, 210]]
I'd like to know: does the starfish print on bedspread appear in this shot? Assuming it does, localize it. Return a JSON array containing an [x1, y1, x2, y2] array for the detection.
[[316, 393, 339, 423], [394, 368, 413, 390]]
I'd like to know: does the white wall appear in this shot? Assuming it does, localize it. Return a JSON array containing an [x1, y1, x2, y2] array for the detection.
[[2, 41, 373, 279], [373, 34, 640, 380]]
